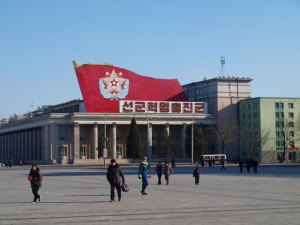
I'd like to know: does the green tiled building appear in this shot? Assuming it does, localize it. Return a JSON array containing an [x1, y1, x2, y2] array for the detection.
[[239, 97, 300, 163]]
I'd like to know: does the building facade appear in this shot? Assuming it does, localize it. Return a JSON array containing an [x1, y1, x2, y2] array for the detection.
[[0, 63, 216, 165], [239, 97, 300, 163], [0, 108, 215, 165], [183, 76, 252, 161]]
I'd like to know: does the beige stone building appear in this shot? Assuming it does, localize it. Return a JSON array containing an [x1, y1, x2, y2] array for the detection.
[[0, 99, 215, 165], [183, 76, 252, 161]]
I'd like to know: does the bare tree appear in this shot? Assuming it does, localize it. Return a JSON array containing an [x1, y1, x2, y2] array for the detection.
[[240, 127, 271, 161], [277, 115, 300, 163], [208, 113, 239, 156]]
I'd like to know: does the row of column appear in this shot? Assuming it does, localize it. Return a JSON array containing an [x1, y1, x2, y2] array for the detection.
[[72, 122, 188, 161], [0, 128, 42, 162]]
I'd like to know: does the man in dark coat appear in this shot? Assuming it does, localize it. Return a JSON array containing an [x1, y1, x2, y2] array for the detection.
[[155, 162, 163, 185], [106, 159, 125, 202]]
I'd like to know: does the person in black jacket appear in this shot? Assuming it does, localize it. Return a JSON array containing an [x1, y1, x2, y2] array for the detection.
[[106, 159, 125, 202], [155, 162, 163, 185], [28, 164, 42, 203], [193, 164, 200, 185]]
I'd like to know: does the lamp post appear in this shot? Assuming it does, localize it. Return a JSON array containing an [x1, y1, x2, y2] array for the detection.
[[191, 116, 194, 165], [104, 113, 107, 167]]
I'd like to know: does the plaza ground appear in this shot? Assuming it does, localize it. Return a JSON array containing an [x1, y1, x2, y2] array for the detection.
[[0, 165, 299, 225]]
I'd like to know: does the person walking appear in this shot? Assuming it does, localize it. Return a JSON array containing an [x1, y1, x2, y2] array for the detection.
[[246, 159, 251, 173], [220, 157, 226, 171], [163, 162, 173, 185], [193, 164, 200, 185], [238, 159, 244, 174], [28, 164, 42, 203], [155, 162, 163, 185], [253, 159, 259, 175], [138, 156, 149, 195], [171, 158, 176, 169], [106, 159, 125, 202]]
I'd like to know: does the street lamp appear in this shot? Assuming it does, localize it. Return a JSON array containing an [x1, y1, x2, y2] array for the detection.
[[191, 115, 194, 165]]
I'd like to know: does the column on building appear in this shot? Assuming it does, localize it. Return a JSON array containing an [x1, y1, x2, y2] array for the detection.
[[110, 123, 117, 159], [147, 123, 153, 159], [181, 123, 187, 158], [36, 128, 41, 160], [5, 133, 10, 160], [91, 123, 98, 159], [20, 131, 24, 160], [6, 134, 9, 160], [166, 123, 170, 136], [16, 131, 20, 161], [49, 123, 57, 161], [28, 130, 32, 161], [73, 122, 80, 161], [0, 135, 2, 159], [43, 125, 49, 161], [32, 129, 36, 160], [11, 133, 15, 161]]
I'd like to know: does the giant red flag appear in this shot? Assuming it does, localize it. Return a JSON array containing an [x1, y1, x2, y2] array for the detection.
[[74, 63, 188, 113]]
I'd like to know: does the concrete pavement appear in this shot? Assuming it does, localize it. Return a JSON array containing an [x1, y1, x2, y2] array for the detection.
[[0, 165, 299, 225]]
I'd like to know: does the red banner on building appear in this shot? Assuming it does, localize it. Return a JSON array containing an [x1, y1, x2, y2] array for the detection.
[[120, 100, 205, 114], [74, 64, 188, 113]]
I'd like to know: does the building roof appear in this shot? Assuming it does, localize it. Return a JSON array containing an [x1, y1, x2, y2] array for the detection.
[[182, 76, 253, 87]]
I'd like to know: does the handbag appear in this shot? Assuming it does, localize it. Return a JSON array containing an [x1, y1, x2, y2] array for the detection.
[[121, 183, 129, 192]]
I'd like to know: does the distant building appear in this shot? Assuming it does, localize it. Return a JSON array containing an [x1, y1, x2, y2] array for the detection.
[[239, 97, 300, 163], [183, 76, 252, 161]]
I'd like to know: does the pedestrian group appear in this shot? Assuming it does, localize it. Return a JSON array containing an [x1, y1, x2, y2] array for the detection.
[[23, 156, 259, 203]]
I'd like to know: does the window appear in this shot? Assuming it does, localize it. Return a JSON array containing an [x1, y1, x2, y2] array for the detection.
[[288, 103, 294, 109], [253, 103, 257, 109], [248, 104, 251, 110], [276, 112, 280, 118], [276, 121, 284, 128], [80, 146, 86, 158], [275, 102, 284, 109], [248, 113, 252, 119], [276, 141, 281, 147], [58, 126, 67, 140], [289, 112, 294, 118], [281, 112, 284, 118], [253, 112, 258, 119], [276, 131, 281, 137], [59, 146, 67, 156], [289, 131, 294, 137], [289, 122, 294, 128]]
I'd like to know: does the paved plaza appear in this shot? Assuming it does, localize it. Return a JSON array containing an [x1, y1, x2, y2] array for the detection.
[[0, 165, 299, 225]]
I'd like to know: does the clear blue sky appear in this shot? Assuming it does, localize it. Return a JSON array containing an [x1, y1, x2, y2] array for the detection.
[[1, 0, 300, 118]]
